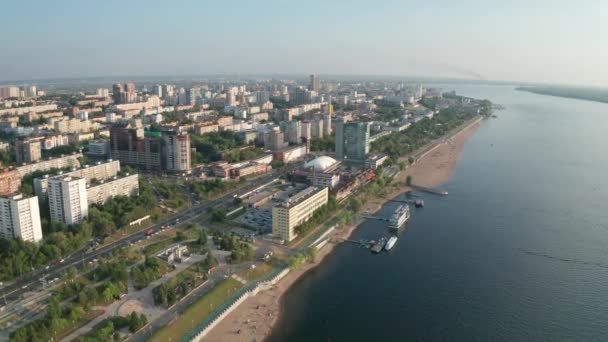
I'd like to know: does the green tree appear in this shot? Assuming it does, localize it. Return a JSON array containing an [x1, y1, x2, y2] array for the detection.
[[406, 175, 413, 186]]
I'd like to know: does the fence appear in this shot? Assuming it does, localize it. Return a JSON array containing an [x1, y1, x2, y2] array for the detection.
[[181, 264, 290, 342]]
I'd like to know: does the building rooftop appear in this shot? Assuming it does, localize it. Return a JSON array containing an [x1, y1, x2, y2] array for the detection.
[[304, 156, 337, 171]]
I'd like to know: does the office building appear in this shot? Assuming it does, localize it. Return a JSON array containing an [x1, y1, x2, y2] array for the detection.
[[48, 177, 88, 225], [272, 186, 329, 242], [335, 121, 370, 162], [309, 74, 320, 92], [163, 131, 191, 172], [88, 140, 109, 158], [0, 194, 43, 243], [15, 138, 42, 164]]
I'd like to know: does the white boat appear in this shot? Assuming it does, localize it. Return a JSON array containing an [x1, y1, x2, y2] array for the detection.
[[388, 204, 410, 229], [385, 236, 398, 251]]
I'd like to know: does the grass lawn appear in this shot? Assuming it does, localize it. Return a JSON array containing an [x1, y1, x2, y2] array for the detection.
[[236, 263, 275, 282], [149, 277, 243, 342]]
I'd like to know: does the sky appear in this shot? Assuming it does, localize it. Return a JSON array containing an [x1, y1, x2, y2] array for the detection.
[[1, 0, 608, 86]]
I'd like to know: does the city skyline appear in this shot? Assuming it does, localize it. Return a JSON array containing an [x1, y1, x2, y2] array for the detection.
[[2, 0, 608, 86]]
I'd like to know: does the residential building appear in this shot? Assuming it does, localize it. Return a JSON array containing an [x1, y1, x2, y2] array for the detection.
[[0, 169, 21, 196], [16, 138, 42, 164], [335, 121, 370, 162], [272, 186, 329, 242], [34, 160, 121, 201], [309, 74, 320, 92], [86, 174, 139, 206], [48, 176, 88, 225], [0, 194, 43, 243], [311, 118, 324, 139], [15, 153, 82, 177], [163, 131, 191, 172]]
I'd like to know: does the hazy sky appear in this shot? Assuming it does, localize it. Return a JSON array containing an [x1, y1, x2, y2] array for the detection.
[[1, 0, 607, 86]]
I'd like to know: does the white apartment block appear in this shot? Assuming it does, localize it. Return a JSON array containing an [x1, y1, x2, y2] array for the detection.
[[48, 177, 88, 225], [0, 194, 43, 243]]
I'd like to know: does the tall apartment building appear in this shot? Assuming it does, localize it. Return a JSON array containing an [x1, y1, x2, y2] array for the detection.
[[110, 127, 161, 171], [309, 74, 320, 92], [0, 194, 43, 242], [287, 120, 302, 144], [112, 82, 137, 104], [0, 169, 21, 196], [272, 186, 329, 242], [163, 131, 191, 172], [301, 121, 312, 141], [0, 86, 20, 99], [110, 127, 191, 172], [16, 138, 42, 164], [48, 177, 88, 225], [269, 130, 284, 151], [311, 118, 324, 139], [335, 121, 370, 162]]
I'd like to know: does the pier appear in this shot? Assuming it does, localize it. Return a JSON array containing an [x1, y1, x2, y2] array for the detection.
[[410, 185, 448, 196]]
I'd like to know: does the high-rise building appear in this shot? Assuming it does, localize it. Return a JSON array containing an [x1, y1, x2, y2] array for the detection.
[[287, 120, 302, 144], [291, 87, 307, 105], [309, 74, 320, 92], [28, 85, 37, 98], [0, 86, 20, 98], [96, 88, 110, 98], [153, 84, 163, 97], [323, 114, 332, 136], [16, 138, 42, 164], [269, 130, 284, 151], [301, 121, 312, 142], [187, 87, 200, 106], [112, 83, 124, 104], [272, 186, 328, 242], [163, 131, 191, 172], [311, 118, 324, 139], [110, 127, 162, 171], [0, 194, 43, 243], [335, 121, 370, 162], [48, 176, 88, 225], [110, 126, 191, 172]]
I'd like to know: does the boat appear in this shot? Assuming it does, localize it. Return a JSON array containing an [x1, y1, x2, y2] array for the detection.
[[414, 199, 425, 208], [385, 236, 397, 251], [371, 237, 386, 253], [388, 204, 410, 229]]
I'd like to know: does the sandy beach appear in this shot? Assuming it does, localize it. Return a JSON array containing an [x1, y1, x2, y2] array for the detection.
[[203, 118, 482, 342]]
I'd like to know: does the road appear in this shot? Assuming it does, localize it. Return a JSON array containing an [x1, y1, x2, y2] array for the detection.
[[0, 173, 278, 306]]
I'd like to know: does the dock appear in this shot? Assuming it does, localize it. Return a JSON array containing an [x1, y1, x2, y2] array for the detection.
[[411, 185, 448, 196]]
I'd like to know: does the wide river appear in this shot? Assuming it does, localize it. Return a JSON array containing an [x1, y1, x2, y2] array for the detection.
[[267, 85, 608, 341]]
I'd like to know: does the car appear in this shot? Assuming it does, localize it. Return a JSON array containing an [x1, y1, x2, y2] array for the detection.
[[60, 259, 65, 263], [45, 265, 50, 270], [21, 285, 28, 289]]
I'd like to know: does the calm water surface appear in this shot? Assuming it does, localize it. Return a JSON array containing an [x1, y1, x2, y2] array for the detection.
[[267, 85, 608, 341]]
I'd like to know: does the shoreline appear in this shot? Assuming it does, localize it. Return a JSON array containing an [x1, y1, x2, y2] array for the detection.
[[202, 117, 483, 342]]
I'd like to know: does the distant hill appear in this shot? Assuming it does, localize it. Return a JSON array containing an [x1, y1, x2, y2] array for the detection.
[[516, 86, 608, 104]]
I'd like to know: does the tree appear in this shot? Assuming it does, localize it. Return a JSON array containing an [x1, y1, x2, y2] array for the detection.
[[204, 252, 218, 269], [47, 296, 61, 320], [198, 230, 207, 245], [129, 311, 143, 332], [398, 161, 407, 171], [406, 175, 413, 186]]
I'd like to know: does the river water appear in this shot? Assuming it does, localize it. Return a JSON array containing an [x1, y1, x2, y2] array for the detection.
[[267, 85, 608, 341]]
